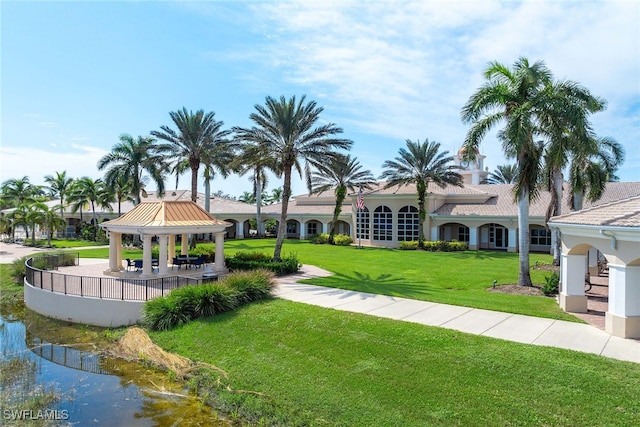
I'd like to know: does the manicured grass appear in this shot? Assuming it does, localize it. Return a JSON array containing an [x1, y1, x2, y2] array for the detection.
[[0, 264, 23, 306], [21, 238, 108, 248], [75, 239, 575, 321], [150, 300, 640, 426]]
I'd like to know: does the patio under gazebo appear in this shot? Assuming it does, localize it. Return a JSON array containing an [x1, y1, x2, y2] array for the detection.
[[99, 200, 231, 278]]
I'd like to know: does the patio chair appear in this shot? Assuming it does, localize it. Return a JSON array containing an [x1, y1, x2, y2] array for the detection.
[[125, 258, 135, 271], [191, 255, 206, 269]]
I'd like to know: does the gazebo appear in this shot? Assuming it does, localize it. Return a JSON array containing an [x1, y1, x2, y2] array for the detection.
[[99, 201, 231, 278], [548, 196, 640, 338]]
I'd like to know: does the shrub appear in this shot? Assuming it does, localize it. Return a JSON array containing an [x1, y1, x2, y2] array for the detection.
[[225, 252, 300, 276], [398, 241, 419, 250], [222, 269, 276, 304], [542, 272, 560, 296], [422, 240, 468, 252], [142, 270, 276, 330], [332, 234, 353, 246], [310, 233, 330, 244]]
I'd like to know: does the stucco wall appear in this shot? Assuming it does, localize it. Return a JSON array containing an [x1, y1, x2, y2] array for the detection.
[[24, 281, 144, 327]]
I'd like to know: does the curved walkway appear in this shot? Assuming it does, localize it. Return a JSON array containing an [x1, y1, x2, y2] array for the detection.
[[275, 265, 640, 364]]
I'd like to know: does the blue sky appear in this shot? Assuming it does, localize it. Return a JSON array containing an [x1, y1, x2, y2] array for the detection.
[[2, 0, 639, 198]]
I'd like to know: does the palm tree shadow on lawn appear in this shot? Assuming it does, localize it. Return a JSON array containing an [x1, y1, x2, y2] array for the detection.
[[304, 271, 432, 299]]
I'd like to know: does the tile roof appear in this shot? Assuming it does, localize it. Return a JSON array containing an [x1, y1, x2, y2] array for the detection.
[[549, 196, 640, 227]]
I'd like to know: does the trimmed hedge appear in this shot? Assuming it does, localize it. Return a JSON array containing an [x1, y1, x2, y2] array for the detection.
[[310, 233, 353, 246], [225, 251, 300, 276], [143, 269, 276, 330], [397, 240, 468, 251]]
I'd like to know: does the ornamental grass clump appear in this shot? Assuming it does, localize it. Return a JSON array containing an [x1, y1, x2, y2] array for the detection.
[[143, 270, 275, 330]]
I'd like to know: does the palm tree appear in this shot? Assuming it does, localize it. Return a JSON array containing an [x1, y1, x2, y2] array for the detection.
[[201, 138, 236, 213], [238, 191, 256, 204], [233, 95, 352, 260], [1, 176, 45, 241], [266, 187, 284, 205], [568, 136, 624, 211], [44, 171, 73, 218], [232, 141, 280, 237], [482, 164, 517, 184], [68, 177, 112, 240], [112, 174, 134, 217], [151, 108, 232, 203], [380, 139, 463, 248], [97, 134, 166, 205], [311, 154, 376, 244], [461, 57, 555, 287], [25, 202, 47, 246], [41, 204, 66, 247]]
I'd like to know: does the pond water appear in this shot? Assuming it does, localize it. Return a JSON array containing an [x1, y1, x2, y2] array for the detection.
[[1, 303, 229, 426]]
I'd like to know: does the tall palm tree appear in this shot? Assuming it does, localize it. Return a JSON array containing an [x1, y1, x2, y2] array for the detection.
[[311, 154, 376, 244], [201, 138, 236, 213], [238, 191, 256, 204], [151, 108, 232, 203], [568, 136, 624, 211], [380, 139, 463, 248], [112, 174, 134, 217], [461, 57, 555, 287], [97, 134, 166, 205], [541, 80, 607, 265], [233, 95, 352, 260], [25, 201, 47, 246], [44, 171, 74, 218], [482, 164, 517, 184], [232, 141, 281, 237]]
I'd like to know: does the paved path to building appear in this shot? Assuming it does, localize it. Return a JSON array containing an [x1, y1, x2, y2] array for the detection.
[[274, 265, 640, 364]]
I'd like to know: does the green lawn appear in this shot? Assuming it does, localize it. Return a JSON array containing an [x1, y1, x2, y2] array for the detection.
[[74, 239, 574, 321], [150, 300, 640, 426]]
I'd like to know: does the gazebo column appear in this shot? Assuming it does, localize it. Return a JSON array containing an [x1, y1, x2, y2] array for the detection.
[[115, 233, 123, 269], [214, 231, 226, 273], [181, 233, 189, 256], [141, 235, 154, 278], [107, 232, 119, 272], [157, 235, 169, 275], [606, 264, 640, 338], [168, 235, 176, 265], [468, 226, 478, 250], [559, 253, 588, 313]]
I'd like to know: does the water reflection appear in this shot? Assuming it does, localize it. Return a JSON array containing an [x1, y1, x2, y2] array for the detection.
[[0, 306, 228, 426]]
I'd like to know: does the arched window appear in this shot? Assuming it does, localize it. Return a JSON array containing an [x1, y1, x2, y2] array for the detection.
[[398, 206, 419, 241], [373, 206, 393, 241], [356, 207, 370, 240]]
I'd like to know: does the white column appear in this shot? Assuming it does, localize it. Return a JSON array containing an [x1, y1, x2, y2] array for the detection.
[[606, 264, 640, 338], [468, 226, 478, 250], [587, 248, 599, 276], [507, 228, 517, 253], [158, 235, 169, 275], [115, 233, 123, 270], [141, 235, 154, 277], [214, 231, 226, 273], [430, 226, 439, 241], [168, 235, 176, 264], [300, 221, 307, 240], [181, 233, 189, 256], [559, 253, 587, 313], [108, 232, 119, 272], [236, 222, 244, 239], [321, 222, 328, 234]]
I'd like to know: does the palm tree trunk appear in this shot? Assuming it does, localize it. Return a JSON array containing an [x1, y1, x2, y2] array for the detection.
[[417, 181, 427, 249], [190, 165, 199, 249], [329, 186, 346, 244], [273, 167, 292, 261], [517, 189, 533, 287], [204, 178, 211, 213], [255, 170, 264, 237], [572, 191, 584, 211], [552, 169, 563, 266]]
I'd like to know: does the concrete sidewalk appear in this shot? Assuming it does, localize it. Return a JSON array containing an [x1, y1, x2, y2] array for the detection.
[[274, 265, 640, 364]]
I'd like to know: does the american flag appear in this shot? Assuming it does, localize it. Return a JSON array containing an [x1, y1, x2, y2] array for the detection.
[[357, 187, 365, 210]]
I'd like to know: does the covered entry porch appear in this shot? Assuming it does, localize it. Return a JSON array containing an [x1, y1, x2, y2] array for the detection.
[[549, 196, 640, 338]]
